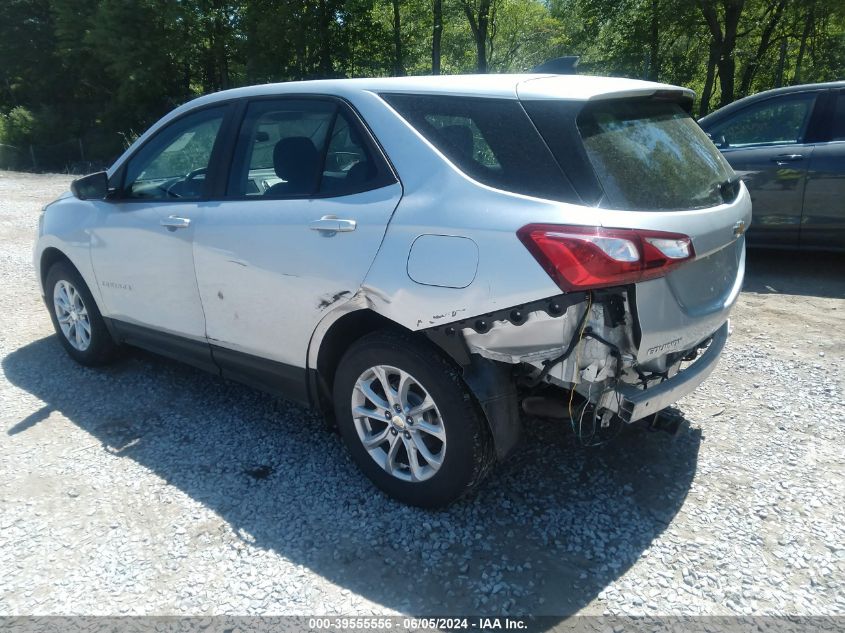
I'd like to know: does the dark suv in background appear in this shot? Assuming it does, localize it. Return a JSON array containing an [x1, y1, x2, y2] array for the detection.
[[699, 81, 845, 251]]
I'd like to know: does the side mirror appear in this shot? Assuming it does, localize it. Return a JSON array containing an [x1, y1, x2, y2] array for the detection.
[[70, 171, 109, 200]]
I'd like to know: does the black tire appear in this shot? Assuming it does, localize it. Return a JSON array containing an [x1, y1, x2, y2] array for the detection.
[[45, 260, 120, 366], [333, 330, 495, 508]]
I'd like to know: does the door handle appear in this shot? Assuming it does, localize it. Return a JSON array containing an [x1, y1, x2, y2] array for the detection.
[[309, 217, 357, 233], [160, 216, 191, 231], [771, 153, 804, 164]]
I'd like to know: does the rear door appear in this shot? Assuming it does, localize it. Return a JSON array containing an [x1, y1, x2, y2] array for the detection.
[[801, 89, 845, 250], [705, 91, 820, 248], [192, 97, 401, 398]]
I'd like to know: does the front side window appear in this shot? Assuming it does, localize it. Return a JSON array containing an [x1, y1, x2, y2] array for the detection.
[[123, 107, 226, 200], [575, 100, 736, 211], [709, 93, 816, 147], [228, 99, 390, 198], [381, 93, 578, 203]]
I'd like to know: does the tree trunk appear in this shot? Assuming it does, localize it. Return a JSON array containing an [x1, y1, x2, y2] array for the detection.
[[774, 38, 787, 87], [392, 0, 404, 76], [432, 0, 442, 74], [487, 0, 497, 69], [477, 0, 490, 73], [294, 2, 307, 79], [793, 5, 814, 85], [738, 0, 786, 98], [647, 0, 660, 80], [462, 0, 491, 73], [716, 0, 744, 108], [318, 0, 333, 77], [699, 39, 720, 117], [697, 0, 745, 109], [211, 2, 229, 90]]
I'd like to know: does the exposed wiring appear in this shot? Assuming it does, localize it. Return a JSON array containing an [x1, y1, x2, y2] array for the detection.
[[567, 378, 578, 424], [572, 392, 626, 447], [523, 291, 628, 447], [573, 382, 593, 441], [526, 291, 593, 388], [581, 329, 624, 382], [566, 293, 594, 420]]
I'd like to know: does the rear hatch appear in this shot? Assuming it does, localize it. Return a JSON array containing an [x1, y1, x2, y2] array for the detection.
[[518, 77, 751, 362]]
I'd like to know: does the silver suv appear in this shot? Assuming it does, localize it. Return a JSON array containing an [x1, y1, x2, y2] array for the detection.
[[35, 74, 750, 507]]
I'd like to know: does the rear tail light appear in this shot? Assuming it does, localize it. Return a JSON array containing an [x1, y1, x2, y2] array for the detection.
[[517, 224, 694, 291]]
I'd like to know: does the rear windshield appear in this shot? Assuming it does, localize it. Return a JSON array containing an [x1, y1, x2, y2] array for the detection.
[[381, 94, 579, 203], [574, 100, 736, 210]]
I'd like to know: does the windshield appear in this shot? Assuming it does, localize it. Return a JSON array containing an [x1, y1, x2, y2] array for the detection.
[[576, 100, 736, 211]]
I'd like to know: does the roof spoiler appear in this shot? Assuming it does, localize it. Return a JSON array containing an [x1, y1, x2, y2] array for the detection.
[[651, 89, 695, 114], [532, 56, 580, 75]]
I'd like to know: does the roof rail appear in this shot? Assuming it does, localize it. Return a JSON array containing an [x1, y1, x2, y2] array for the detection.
[[532, 56, 580, 75]]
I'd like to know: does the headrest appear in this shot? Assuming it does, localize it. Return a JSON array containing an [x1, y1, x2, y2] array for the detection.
[[273, 136, 319, 182]]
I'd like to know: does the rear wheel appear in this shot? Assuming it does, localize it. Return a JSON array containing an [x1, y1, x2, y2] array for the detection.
[[45, 261, 119, 366], [333, 331, 494, 508]]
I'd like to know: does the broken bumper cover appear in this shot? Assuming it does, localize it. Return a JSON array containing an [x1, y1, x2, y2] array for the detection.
[[615, 320, 729, 423]]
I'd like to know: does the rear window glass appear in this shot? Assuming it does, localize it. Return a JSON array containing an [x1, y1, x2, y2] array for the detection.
[[381, 94, 578, 203], [576, 100, 736, 211]]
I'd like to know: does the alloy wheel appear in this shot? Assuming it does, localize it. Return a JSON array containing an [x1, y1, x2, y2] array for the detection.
[[351, 365, 446, 482], [53, 280, 92, 351]]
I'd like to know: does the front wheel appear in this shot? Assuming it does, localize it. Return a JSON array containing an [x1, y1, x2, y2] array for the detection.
[[45, 260, 119, 366], [333, 331, 494, 508]]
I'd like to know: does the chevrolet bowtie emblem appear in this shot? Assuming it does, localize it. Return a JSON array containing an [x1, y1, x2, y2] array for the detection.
[[733, 220, 746, 238]]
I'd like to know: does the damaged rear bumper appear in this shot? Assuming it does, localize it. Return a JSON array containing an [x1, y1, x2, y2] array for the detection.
[[425, 287, 730, 449], [613, 320, 728, 422]]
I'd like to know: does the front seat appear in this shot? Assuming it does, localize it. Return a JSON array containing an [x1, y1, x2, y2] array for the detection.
[[264, 136, 320, 197]]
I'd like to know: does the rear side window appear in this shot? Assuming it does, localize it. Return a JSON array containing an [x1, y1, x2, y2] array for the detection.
[[320, 111, 384, 195], [381, 94, 578, 203], [575, 100, 735, 211], [228, 99, 394, 199]]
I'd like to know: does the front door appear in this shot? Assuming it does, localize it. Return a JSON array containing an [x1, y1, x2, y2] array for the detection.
[[192, 98, 401, 398], [90, 105, 230, 365]]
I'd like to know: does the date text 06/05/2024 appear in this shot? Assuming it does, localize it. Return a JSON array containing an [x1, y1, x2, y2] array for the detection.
[[308, 617, 528, 630]]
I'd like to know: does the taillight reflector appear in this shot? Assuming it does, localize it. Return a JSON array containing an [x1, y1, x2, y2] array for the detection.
[[517, 224, 694, 291]]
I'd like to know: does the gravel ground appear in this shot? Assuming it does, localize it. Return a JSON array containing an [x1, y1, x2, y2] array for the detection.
[[1, 170, 843, 621]]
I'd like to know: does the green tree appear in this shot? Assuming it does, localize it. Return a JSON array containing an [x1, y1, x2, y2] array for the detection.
[[1, 0, 843, 170]]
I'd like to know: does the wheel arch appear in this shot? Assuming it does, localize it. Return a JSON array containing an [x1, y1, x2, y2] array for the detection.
[[310, 308, 407, 414], [39, 247, 76, 294], [309, 306, 521, 459], [39, 247, 115, 337]]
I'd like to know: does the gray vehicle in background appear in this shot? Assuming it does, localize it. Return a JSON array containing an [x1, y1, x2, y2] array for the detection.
[[699, 81, 845, 251]]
